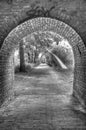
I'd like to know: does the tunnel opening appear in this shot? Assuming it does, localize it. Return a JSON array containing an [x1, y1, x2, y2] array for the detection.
[[13, 31, 74, 99], [0, 17, 86, 117]]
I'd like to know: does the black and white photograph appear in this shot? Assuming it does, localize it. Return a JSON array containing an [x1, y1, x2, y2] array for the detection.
[[0, 0, 86, 129]]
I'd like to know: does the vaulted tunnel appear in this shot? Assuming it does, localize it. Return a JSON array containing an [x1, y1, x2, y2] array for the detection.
[[0, 17, 86, 112]]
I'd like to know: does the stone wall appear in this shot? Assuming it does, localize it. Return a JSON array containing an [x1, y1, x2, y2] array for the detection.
[[0, 18, 86, 108], [0, 0, 86, 109], [0, 0, 86, 48]]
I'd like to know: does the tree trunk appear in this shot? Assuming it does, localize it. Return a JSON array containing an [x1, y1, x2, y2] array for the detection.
[[19, 41, 25, 72]]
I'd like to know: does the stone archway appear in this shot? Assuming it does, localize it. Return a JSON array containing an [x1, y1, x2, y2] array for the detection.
[[0, 17, 86, 108]]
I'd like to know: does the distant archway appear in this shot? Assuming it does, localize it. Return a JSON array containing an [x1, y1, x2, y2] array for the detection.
[[0, 17, 86, 108]]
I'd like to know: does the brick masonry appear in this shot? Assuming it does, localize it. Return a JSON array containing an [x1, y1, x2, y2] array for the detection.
[[0, 17, 86, 109]]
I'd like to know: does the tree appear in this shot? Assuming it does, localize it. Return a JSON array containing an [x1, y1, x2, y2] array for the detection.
[[19, 40, 25, 72]]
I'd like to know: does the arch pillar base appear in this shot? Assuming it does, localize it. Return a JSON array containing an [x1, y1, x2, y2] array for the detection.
[[71, 91, 86, 113]]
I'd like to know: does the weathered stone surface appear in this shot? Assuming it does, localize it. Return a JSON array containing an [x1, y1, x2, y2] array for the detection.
[[0, 0, 86, 48]]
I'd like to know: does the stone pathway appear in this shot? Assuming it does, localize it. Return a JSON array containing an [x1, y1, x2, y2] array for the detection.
[[0, 64, 86, 130]]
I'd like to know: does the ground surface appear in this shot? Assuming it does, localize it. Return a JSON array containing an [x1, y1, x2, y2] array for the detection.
[[0, 64, 86, 130]]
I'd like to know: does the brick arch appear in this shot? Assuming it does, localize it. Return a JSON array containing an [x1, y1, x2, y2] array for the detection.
[[0, 17, 86, 108]]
